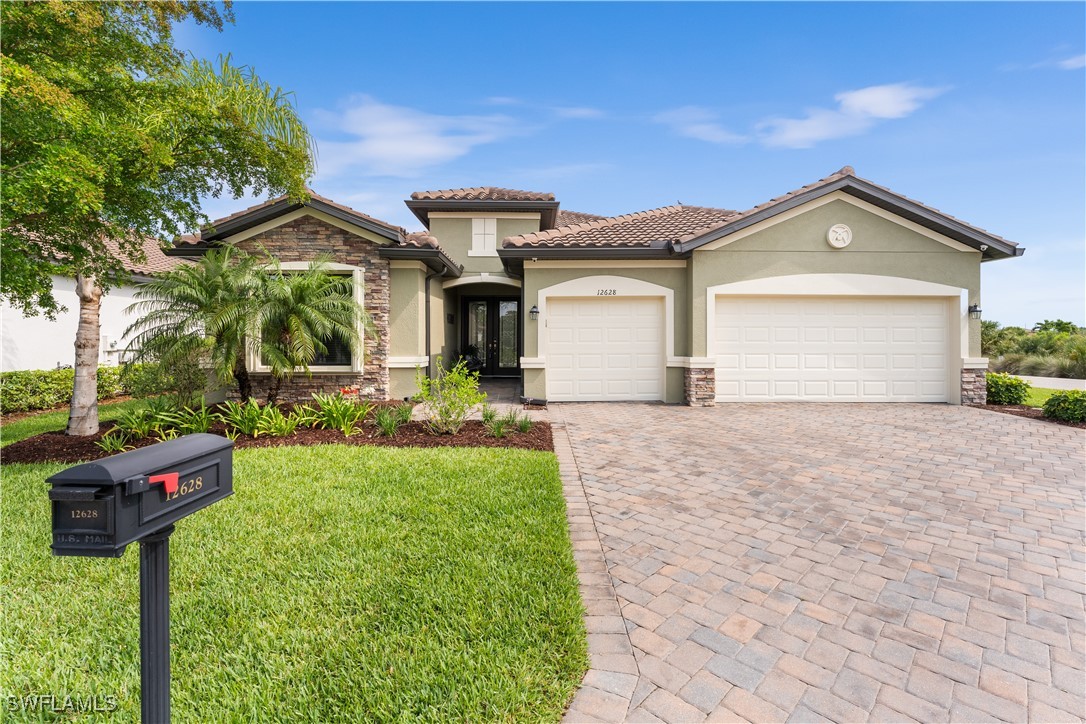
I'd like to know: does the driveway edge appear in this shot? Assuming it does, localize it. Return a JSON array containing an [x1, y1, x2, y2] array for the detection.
[[553, 405, 640, 723]]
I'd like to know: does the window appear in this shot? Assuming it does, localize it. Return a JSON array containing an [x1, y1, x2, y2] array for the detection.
[[469, 218, 498, 256], [249, 263, 365, 373]]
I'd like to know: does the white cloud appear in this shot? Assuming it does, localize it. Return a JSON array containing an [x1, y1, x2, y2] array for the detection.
[[552, 106, 605, 120], [758, 83, 946, 149], [483, 96, 522, 106], [313, 96, 523, 178], [652, 106, 748, 144], [1057, 54, 1086, 70]]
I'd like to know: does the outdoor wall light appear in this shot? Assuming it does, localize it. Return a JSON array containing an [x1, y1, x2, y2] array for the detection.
[[968, 304, 982, 320], [529, 305, 539, 321]]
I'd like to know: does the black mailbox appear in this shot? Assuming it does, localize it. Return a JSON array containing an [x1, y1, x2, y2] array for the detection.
[[47, 434, 233, 557]]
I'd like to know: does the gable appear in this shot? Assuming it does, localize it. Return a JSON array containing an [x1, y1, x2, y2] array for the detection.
[[222, 207, 395, 247], [697, 195, 979, 256]]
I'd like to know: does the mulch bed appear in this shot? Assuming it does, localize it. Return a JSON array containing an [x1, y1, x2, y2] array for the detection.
[[1, 420, 553, 465], [967, 404, 1086, 429]]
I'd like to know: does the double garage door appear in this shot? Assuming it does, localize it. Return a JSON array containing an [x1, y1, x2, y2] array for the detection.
[[542, 295, 950, 403], [714, 297, 950, 402]]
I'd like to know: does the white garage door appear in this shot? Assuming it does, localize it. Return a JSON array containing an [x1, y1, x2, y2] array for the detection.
[[547, 297, 665, 401], [714, 297, 949, 402]]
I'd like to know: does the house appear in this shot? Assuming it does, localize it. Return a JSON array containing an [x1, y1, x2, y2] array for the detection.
[[1, 237, 191, 372], [169, 167, 1023, 406]]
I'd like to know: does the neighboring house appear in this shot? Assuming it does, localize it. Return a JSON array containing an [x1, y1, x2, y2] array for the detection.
[[1, 237, 191, 372], [169, 167, 1023, 406]]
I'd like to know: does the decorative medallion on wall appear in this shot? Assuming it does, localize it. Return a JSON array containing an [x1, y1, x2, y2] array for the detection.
[[826, 224, 852, 249]]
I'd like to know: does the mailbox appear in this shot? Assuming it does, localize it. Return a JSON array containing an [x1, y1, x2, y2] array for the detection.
[[48, 434, 233, 557]]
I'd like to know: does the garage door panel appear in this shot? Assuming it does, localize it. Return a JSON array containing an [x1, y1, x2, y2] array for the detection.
[[547, 297, 665, 402], [716, 297, 948, 402]]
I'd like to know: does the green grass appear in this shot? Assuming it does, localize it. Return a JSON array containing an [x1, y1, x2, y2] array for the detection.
[[1, 446, 587, 721], [1024, 387, 1061, 408], [0, 398, 146, 447]]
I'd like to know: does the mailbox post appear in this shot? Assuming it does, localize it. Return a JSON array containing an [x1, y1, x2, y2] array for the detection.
[[47, 434, 233, 723]]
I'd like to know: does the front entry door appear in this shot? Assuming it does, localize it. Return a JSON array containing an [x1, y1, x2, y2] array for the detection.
[[464, 298, 520, 376]]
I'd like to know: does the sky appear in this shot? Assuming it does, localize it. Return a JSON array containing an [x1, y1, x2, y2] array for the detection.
[[176, 2, 1085, 327]]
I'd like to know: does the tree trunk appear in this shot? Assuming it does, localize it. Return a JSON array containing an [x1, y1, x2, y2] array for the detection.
[[234, 351, 252, 400], [266, 376, 282, 406], [67, 274, 104, 436]]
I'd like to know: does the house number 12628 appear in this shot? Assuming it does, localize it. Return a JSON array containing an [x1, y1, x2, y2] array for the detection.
[[597, 289, 617, 296]]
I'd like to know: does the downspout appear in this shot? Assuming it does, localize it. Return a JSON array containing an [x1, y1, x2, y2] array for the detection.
[[424, 269, 440, 378]]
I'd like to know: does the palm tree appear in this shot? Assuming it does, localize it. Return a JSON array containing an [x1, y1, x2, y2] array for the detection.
[[256, 257, 369, 404], [125, 246, 263, 400]]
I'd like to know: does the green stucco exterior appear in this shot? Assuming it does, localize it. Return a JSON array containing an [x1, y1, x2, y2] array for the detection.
[[389, 265, 424, 357], [428, 216, 542, 274], [689, 199, 982, 356]]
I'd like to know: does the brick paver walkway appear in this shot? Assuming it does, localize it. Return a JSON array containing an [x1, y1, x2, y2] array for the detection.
[[556, 403, 1085, 723]]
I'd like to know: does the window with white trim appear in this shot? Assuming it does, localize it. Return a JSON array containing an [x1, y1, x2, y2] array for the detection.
[[249, 263, 365, 374], [468, 218, 498, 256]]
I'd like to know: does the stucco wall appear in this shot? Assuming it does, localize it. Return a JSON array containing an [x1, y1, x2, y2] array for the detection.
[[690, 199, 982, 357], [1, 275, 141, 372], [521, 264, 689, 402], [428, 216, 541, 274], [389, 265, 424, 357]]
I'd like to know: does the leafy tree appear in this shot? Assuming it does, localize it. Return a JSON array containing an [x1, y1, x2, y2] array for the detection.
[[1, 1, 315, 435], [257, 258, 369, 404], [1033, 319, 1081, 334], [126, 246, 263, 401], [126, 249, 369, 404]]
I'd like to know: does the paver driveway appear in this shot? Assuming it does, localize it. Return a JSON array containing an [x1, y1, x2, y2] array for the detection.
[[554, 403, 1085, 723]]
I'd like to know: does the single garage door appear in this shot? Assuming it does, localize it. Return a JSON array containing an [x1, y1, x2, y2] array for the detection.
[[547, 297, 665, 401], [714, 297, 949, 402]]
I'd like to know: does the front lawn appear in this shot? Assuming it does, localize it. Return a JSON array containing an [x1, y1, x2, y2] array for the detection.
[[1023, 386, 1060, 408], [1, 446, 587, 721], [1, 398, 145, 447]]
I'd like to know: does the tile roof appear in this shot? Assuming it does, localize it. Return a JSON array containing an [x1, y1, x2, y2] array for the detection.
[[104, 235, 192, 275], [555, 209, 607, 227], [672, 166, 856, 244], [674, 165, 1019, 251], [503, 204, 736, 248], [410, 187, 555, 202], [402, 231, 443, 250]]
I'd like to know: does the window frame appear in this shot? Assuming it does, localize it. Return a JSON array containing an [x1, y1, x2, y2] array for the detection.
[[248, 261, 365, 375]]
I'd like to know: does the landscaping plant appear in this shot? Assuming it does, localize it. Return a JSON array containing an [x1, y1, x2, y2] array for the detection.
[[373, 407, 402, 437], [95, 432, 133, 454], [255, 405, 300, 437], [415, 357, 486, 435], [1042, 390, 1086, 423], [986, 372, 1031, 405], [310, 392, 372, 437], [216, 399, 266, 437]]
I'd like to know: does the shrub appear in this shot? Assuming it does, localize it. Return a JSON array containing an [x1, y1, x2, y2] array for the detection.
[[0, 366, 126, 414], [415, 357, 486, 435], [216, 399, 265, 437], [96, 431, 133, 454], [373, 407, 402, 437], [170, 404, 215, 435], [394, 403, 413, 426], [121, 358, 207, 401], [255, 405, 300, 437], [310, 392, 372, 437], [986, 372, 1031, 405], [114, 408, 156, 438], [484, 417, 508, 439], [1042, 390, 1086, 422]]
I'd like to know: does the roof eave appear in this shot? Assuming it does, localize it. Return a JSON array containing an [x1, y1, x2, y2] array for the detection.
[[378, 246, 463, 278], [674, 178, 1023, 261], [404, 199, 560, 229], [201, 198, 401, 244], [498, 244, 678, 272]]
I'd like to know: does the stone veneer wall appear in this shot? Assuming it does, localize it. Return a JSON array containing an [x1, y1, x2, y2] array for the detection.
[[961, 367, 987, 405], [232, 215, 390, 402], [684, 367, 716, 407]]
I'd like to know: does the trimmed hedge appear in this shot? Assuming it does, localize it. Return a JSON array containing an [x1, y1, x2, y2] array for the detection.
[[0, 367, 125, 414], [985, 371, 1031, 406], [1042, 390, 1086, 423]]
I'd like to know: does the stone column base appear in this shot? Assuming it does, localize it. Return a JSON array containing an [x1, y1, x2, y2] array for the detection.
[[684, 367, 716, 407], [961, 367, 987, 405]]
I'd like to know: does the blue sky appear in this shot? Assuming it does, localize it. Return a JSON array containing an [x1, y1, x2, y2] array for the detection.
[[178, 2, 1085, 327]]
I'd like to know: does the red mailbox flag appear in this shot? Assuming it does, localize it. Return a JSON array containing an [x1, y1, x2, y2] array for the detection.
[[148, 473, 179, 495]]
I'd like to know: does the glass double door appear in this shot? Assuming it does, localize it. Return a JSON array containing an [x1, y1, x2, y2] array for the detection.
[[464, 297, 520, 376]]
